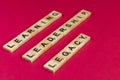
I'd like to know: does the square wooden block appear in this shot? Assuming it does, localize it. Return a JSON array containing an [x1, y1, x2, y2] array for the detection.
[[44, 53, 67, 73]]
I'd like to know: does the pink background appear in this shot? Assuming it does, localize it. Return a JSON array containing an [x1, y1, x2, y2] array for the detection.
[[0, 0, 120, 80]]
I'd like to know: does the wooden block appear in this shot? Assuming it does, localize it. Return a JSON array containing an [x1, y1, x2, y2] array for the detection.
[[22, 39, 52, 62], [78, 9, 91, 17], [22, 46, 45, 63], [22, 46, 42, 62], [74, 9, 91, 23], [44, 54, 67, 73], [3, 10, 62, 53], [44, 33, 91, 73], [44, 11, 62, 22], [48, 11, 62, 18]]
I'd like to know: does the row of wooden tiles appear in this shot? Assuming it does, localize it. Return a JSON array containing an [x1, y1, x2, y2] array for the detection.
[[44, 33, 90, 73], [3, 11, 62, 52], [22, 9, 91, 63]]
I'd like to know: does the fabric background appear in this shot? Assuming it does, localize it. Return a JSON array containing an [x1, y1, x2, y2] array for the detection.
[[0, 0, 120, 80]]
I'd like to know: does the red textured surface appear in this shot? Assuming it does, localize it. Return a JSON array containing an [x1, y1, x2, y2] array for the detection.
[[0, 0, 120, 80]]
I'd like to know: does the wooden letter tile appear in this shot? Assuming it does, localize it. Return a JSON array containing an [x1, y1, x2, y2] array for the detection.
[[44, 10, 62, 22], [44, 54, 67, 73]]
